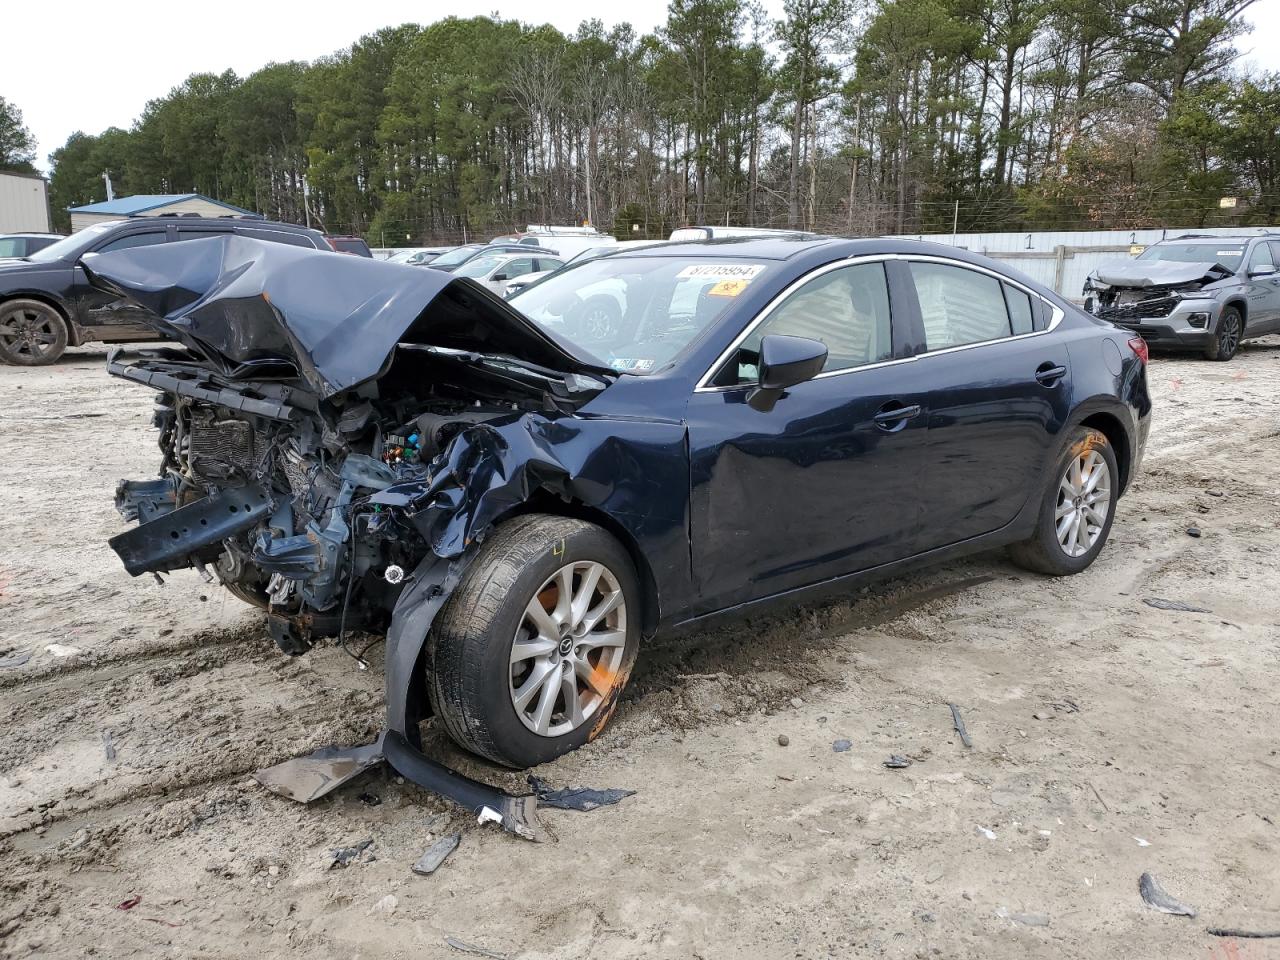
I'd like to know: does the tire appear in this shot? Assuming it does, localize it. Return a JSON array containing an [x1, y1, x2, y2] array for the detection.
[[1009, 426, 1119, 576], [428, 514, 641, 768], [0, 299, 69, 366], [1203, 306, 1242, 361]]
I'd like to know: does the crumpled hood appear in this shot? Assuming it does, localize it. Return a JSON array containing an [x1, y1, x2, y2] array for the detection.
[[1092, 259, 1232, 288], [82, 234, 604, 398]]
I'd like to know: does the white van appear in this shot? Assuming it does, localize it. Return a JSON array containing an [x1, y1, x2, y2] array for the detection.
[[668, 225, 815, 242]]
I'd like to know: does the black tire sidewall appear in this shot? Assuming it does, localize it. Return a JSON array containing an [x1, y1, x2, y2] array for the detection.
[[1033, 427, 1119, 574], [0, 300, 68, 366], [439, 521, 640, 768], [1206, 308, 1241, 362]]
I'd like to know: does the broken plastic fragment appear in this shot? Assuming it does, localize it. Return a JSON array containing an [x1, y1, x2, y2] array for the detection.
[[528, 775, 635, 811], [412, 832, 461, 876], [1138, 872, 1197, 917], [977, 826, 997, 840], [253, 738, 385, 803], [477, 807, 503, 826]]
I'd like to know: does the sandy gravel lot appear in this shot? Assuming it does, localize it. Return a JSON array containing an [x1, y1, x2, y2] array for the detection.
[[1, 339, 1278, 960]]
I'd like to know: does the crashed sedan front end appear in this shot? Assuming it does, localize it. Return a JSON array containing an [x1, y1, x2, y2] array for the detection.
[[87, 235, 661, 834]]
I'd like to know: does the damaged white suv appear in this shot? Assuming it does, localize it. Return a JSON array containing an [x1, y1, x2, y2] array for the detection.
[[1083, 234, 1280, 360]]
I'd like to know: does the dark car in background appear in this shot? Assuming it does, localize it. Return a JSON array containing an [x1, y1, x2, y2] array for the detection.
[[0, 217, 329, 365], [324, 235, 373, 257], [1083, 233, 1280, 361], [0, 233, 65, 259], [94, 235, 1149, 775]]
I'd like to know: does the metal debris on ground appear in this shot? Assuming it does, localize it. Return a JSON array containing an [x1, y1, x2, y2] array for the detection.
[[949, 703, 973, 748], [358, 792, 381, 806], [445, 936, 509, 958], [1143, 598, 1211, 613], [412, 832, 461, 876], [102, 731, 116, 761], [528, 775, 636, 811], [328, 838, 375, 869], [0, 649, 31, 669], [253, 739, 385, 803], [884, 755, 912, 768], [1206, 928, 1280, 939], [1138, 872, 1197, 917], [832, 739, 852, 753]]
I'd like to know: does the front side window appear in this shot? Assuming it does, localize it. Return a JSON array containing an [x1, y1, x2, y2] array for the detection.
[[910, 262, 1011, 351], [455, 255, 505, 279], [494, 258, 535, 280], [1247, 242, 1275, 273], [714, 262, 892, 385], [97, 231, 166, 254]]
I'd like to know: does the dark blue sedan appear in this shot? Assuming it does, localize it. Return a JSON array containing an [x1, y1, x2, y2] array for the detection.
[[94, 234, 1151, 776]]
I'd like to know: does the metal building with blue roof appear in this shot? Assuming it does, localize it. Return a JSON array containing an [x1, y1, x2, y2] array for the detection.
[[68, 193, 260, 232]]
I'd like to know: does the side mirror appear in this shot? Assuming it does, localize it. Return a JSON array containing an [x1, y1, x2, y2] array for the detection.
[[748, 334, 828, 412], [491, 272, 509, 282], [1249, 264, 1276, 278]]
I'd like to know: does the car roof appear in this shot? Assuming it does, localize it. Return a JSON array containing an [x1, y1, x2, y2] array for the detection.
[[613, 235, 845, 260], [1156, 235, 1264, 244], [1, 232, 63, 239]]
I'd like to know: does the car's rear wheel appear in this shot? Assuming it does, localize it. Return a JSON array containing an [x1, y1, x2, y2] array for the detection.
[[1009, 426, 1118, 576], [0, 299, 69, 366], [428, 514, 640, 768], [1203, 306, 1242, 361]]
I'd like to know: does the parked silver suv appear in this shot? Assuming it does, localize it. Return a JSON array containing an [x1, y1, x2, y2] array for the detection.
[[1083, 234, 1280, 361]]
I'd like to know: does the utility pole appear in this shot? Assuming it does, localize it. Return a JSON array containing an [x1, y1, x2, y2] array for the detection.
[[102, 170, 115, 202], [951, 199, 959, 246]]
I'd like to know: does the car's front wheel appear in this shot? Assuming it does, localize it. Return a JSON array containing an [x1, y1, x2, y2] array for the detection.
[[1009, 426, 1118, 576], [1203, 306, 1242, 361], [0, 299, 69, 366], [428, 514, 640, 768]]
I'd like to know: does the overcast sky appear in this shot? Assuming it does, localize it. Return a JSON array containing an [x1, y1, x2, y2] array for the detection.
[[7, 0, 1280, 174]]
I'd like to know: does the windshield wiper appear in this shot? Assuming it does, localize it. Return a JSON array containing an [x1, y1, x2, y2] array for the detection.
[[399, 344, 613, 392]]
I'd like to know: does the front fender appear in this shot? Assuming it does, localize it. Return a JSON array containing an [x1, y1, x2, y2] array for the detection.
[[383, 550, 476, 747]]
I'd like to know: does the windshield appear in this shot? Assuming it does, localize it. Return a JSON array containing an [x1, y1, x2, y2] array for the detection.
[[509, 256, 775, 374], [1138, 243, 1246, 270], [430, 244, 485, 268], [455, 255, 504, 279], [26, 221, 120, 263]]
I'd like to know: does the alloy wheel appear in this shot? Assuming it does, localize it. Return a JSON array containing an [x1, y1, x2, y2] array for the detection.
[[580, 306, 617, 342], [0, 305, 60, 362], [509, 560, 627, 737], [1218, 314, 1240, 356], [1055, 449, 1111, 557]]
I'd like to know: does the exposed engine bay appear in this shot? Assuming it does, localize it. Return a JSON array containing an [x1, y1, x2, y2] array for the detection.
[[1083, 260, 1232, 322], [110, 352, 532, 655]]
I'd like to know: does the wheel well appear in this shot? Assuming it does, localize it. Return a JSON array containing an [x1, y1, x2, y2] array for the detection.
[[1, 294, 76, 344], [1080, 412, 1131, 494], [492, 492, 662, 638], [1224, 298, 1247, 329]]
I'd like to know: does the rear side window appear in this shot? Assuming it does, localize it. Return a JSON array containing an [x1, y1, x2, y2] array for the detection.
[[97, 231, 166, 253], [909, 262, 1011, 350], [1004, 284, 1034, 335], [174, 229, 229, 244], [239, 228, 315, 249], [717, 262, 892, 384]]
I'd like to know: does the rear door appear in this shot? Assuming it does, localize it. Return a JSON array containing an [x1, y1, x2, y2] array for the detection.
[[685, 258, 930, 613], [892, 258, 1072, 549]]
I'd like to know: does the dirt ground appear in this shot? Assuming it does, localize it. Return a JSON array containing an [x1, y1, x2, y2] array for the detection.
[[1, 338, 1278, 960]]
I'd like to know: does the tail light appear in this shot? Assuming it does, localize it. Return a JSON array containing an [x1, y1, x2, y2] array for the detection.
[[1128, 337, 1149, 365]]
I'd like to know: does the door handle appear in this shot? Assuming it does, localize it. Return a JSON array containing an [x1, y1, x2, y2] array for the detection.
[[1035, 363, 1067, 386], [873, 402, 922, 432]]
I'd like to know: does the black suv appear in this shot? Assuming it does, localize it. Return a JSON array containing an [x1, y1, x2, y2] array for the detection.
[[0, 216, 329, 365]]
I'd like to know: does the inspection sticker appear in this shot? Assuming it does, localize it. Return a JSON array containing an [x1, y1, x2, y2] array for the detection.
[[676, 263, 767, 280], [707, 279, 751, 297]]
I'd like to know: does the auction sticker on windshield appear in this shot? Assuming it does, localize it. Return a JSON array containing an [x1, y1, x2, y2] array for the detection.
[[676, 264, 767, 280]]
